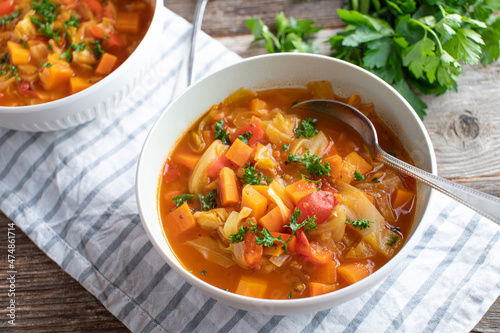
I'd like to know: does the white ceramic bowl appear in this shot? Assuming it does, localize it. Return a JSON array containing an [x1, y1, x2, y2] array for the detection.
[[0, 0, 163, 132], [136, 53, 437, 315]]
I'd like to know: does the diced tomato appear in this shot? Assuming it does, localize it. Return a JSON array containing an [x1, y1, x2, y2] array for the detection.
[[295, 190, 339, 224], [82, 0, 103, 16], [18, 81, 38, 98], [0, 0, 14, 17], [244, 232, 263, 269], [230, 119, 265, 146], [103, 34, 123, 49], [162, 160, 181, 183], [296, 230, 334, 264], [206, 153, 236, 178], [102, 3, 116, 19]]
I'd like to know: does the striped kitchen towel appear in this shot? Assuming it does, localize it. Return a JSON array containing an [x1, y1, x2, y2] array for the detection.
[[0, 6, 499, 333]]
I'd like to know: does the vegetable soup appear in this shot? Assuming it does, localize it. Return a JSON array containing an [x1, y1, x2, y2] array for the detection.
[[0, 0, 153, 106], [159, 81, 417, 299]]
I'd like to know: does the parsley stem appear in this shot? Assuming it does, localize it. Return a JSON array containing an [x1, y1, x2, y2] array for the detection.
[[408, 18, 444, 55]]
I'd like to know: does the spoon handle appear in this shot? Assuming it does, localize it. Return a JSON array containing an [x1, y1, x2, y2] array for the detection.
[[173, 0, 209, 97], [379, 150, 500, 225]]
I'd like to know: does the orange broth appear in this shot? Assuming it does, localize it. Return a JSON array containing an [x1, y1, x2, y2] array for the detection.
[[159, 81, 416, 299], [0, 0, 153, 106]]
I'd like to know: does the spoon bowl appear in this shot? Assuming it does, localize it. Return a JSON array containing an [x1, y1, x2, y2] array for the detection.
[[292, 99, 500, 224]]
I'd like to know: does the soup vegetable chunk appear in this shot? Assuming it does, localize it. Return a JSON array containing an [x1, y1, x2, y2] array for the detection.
[[0, 0, 153, 106], [159, 81, 417, 299]]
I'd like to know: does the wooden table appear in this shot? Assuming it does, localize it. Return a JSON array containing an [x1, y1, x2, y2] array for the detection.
[[1, 0, 498, 331]]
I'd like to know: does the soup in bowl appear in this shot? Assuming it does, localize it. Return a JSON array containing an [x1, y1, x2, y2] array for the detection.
[[136, 54, 436, 314]]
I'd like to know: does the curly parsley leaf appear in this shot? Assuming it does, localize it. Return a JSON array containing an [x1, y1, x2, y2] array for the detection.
[[237, 131, 253, 144], [295, 118, 319, 138], [353, 170, 366, 181], [0, 9, 21, 26], [287, 151, 331, 178], [172, 194, 197, 207], [214, 119, 231, 145], [386, 234, 399, 246], [239, 163, 273, 186], [345, 217, 374, 231], [172, 189, 217, 211]]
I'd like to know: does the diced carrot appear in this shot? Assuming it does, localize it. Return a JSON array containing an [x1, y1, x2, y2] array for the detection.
[[263, 245, 284, 257], [284, 179, 317, 206], [39, 64, 74, 90], [364, 192, 375, 204], [115, 12, 141, 33], [163, 190, 182, 211], [95, 52, 117, 75], [225, 138, 254, 167], [344, 151, 373, 175], [173, 151, 200, 171], [169, 202, 196, 234], [0, 0, 14, 16], [308, 261, 338, 284], [230, 119, 265, 146], [306, 81, 335, 100], [337, 260, 374, 285], [235, 275, 267, 298], [271, 232, 297, 254], [309, 282, 338, 297], [206, 153, 235, 178], [241, 185, 268, 220], [392, 189, 414, 209], [244, 232, 263, 269], [218, 167, 239, 205], [250, 98, 269, 112], [70, 77, 93, 93], [324, 154, 342, 180], [250, 185, 269, 198], [258, 206, 284, 232], [339, 160, 356, 183], [7, 41, 30, 65], [347, 93, 361, 107]]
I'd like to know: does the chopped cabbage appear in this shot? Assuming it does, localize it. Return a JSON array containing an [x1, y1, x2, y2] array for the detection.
[[189, 140, 228, 195], [186, 237, 235, 268]]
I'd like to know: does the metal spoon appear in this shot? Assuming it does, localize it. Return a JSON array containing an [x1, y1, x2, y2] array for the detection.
[[292, 99, 500, 224], [173, 0, 209, 97]]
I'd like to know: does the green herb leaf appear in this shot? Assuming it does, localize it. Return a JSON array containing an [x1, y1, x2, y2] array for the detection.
[[201, 270, 207, 275], [386, 234, 399, 246], [237, 131, 253, 144], [214, 119, 231, 145], [345, 218, 374, 231], [198, 189, 218, 211], [295, 118, 319, 138], [287, 151, 331, 178], [0, 9, 22, 26], [282, 144, 289, 151], [228, 226, 249, 243], [353, 170, 366, 181], [238, 163, 273, 186], [371, 177, 380, 183], [172, 194, 197, 207]]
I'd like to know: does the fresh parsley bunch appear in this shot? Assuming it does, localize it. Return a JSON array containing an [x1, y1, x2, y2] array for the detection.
[[329, 0, 500, 118], [246, 12, 322, 53]]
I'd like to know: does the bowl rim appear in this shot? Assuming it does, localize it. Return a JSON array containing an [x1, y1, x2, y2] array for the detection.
[[136, 53, 438, 313], [0, 0, 162, 114]]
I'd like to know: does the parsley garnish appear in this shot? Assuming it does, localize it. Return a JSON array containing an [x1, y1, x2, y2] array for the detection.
[[237, 131, 253, 144], [201, 270, 207, 275], [30, 0, 61, 41], [287, 291, 293, 298], [371, 177, 380, 183], [301, 174, 321, 184], [64, 15, 80, 30], [353, 170, 366, 181], [386, 234, 399, 247], [88, 40, 105, 60], [238, 163, 272, 186], [246, 12, 322, 53], [282, 144, 289, 151], [214, 119, 231, 145], [0, 9, 21, 26], [295, 118, 319, 138], [387, 149, 396, 157], [345, 218, 374, 231], [60, 42, 86, 62], [172, 189, 218, 211], [281, 209, 317, 253], [287, 151, 331, 178]]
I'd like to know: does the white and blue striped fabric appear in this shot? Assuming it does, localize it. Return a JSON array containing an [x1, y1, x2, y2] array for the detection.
[[0, 7, 499, 333]]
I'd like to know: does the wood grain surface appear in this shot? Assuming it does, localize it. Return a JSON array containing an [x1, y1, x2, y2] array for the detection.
[[0, 0, 499, 332]]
